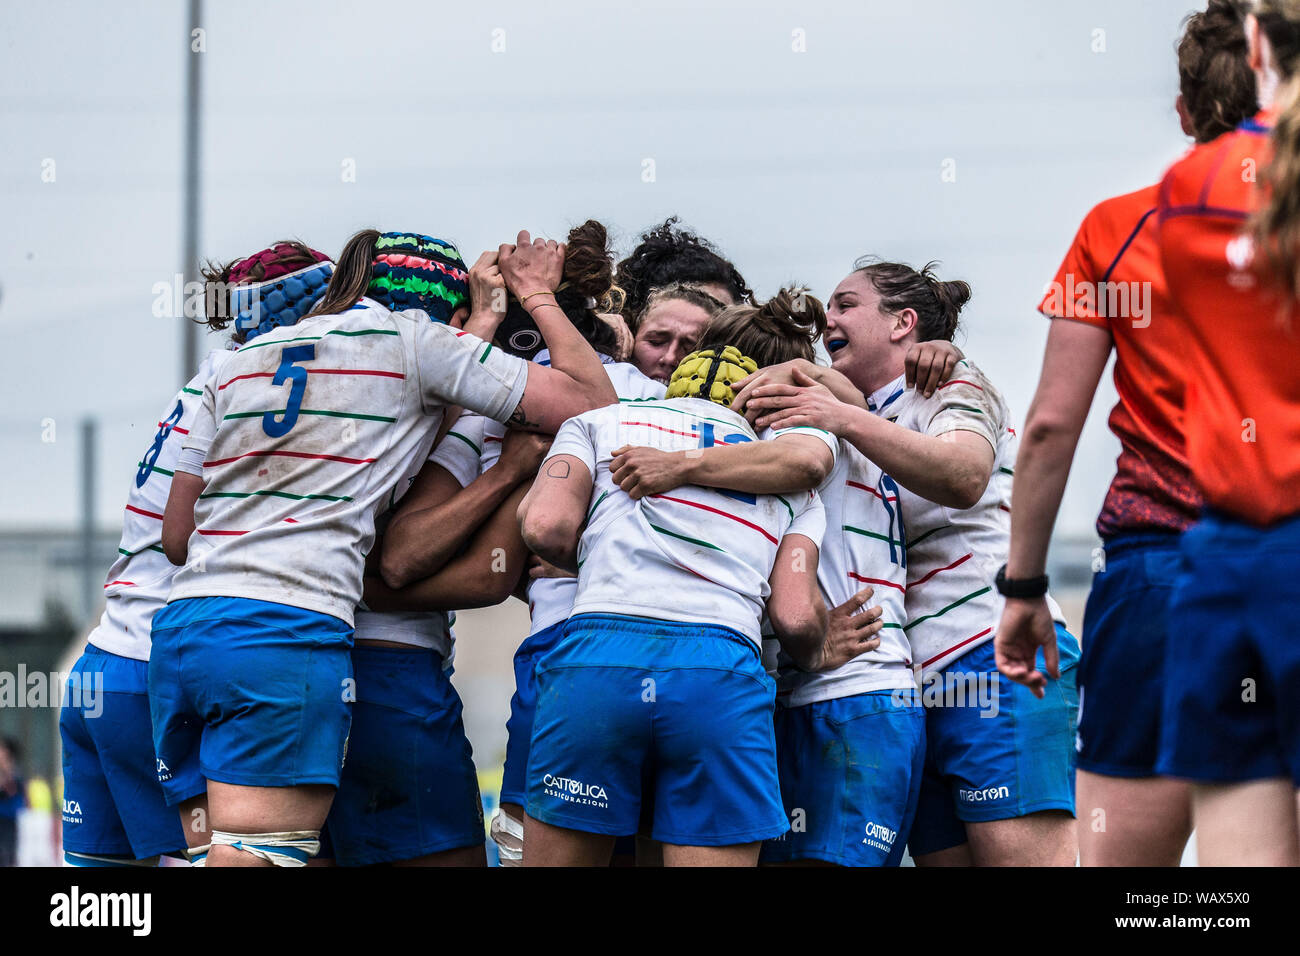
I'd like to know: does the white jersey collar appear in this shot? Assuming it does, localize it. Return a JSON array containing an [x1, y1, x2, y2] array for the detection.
[[866, 374, 907, 415]]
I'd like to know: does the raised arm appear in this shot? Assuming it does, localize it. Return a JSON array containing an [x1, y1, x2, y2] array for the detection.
[[492, 232, 617, 432]]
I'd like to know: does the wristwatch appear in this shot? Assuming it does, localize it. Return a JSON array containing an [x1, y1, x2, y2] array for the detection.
[[995, 564, 1049, 599]]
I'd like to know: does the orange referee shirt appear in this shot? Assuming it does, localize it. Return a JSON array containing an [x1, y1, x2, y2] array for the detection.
[[1157, 108, 1300, 526], [1040, 184, 1200, 537]]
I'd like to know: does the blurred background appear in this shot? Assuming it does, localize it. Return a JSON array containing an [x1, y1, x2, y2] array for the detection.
[[0, 0, 1203, 864]]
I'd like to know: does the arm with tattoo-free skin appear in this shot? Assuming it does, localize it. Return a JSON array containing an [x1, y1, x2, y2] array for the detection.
[[162, 472, 202, 565], [996, 319, 1112, 696], [730, 340, 964, 415], [766, 534, 829, 669], [608, 433, 833, 500], [617, 340, 965, 503], [517, 454, 593, 574], [747, 369, 995, 510], [381, 429, 551, 589], [366, 483, 534, 612], [467, 232, 617, 434]]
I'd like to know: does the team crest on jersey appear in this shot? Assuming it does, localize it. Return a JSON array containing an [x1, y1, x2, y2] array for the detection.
[[1226, 234, 1257, 289]]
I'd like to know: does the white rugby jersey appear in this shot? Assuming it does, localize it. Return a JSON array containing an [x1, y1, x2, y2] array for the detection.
[[871, 361, 1064, 675], [169, 299, 528, 627], [765, 439, 915, 707], [547, 398, 832, 644], [436, 356, 665, 635], [350, 436, 466, 661], [88, 349, 237, 661], [485, 357, 667, 636]]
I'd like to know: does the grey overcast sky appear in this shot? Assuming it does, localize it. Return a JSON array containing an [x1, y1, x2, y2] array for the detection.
[[1, 0, 1203, 538]]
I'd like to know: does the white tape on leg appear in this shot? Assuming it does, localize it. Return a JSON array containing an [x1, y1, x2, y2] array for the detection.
[[209, 830, 320, 867], [490, 810, 524, 866]]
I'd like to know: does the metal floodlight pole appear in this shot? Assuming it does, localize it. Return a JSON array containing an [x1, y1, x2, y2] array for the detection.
[[181, 0, 203, 379], [80, 418, 96, 620]]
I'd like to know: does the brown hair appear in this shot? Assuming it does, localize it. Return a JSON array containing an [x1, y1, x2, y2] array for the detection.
[[304, 229, 381, 321], [615, 217, 753, 319], [852, 257, 971, 342], [1249, 0, 1300, 309], [694, 287, 827, 369], [633, 282, 726, 333], [552, 219, 622, 357], [1178, 1, 1259, 143], [201, 240, 325, 343]]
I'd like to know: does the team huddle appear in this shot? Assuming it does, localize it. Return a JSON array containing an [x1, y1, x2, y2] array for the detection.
[[58, 0, 1300, 868]]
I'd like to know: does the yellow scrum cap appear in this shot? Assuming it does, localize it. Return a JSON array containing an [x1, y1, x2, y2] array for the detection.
[[665, 346, 759, 408]]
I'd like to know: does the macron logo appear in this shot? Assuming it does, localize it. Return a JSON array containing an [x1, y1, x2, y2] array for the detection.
[[958, 785, 1010, 803]]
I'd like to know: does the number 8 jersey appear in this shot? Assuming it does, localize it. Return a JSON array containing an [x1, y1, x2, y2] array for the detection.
[[168, 299, 528, 626], [89, 348, 236, 662]]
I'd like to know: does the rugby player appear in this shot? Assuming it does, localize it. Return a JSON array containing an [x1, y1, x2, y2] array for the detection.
[[739, 261, 1081, 866], [61, 242, 334, 867], [150, 230, 616, 867], [516, 291, 851, 866]]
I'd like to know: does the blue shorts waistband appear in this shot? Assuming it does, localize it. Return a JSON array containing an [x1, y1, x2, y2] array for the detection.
[[1100, 531, 1182, 557], [566, 613, 757, 658]]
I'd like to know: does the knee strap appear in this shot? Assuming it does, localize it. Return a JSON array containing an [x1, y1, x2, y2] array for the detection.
[[210, 830, 320, 867], [490, 810, 524, 866], [185, 843, 211, 867]]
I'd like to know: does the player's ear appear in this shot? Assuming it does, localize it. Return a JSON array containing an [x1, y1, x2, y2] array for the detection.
[[889, 307, 918, 343], [1175, 94, 1195, 139], [1246, 14, 1263, 73]]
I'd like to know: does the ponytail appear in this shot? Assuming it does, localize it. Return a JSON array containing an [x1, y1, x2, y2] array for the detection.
[[305, 229, 381, 319]]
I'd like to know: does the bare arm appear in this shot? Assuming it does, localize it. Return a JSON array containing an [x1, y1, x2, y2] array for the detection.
[[366, 483, 533, 612], [381, 430, 549, 589], [731, 342, 963, 415], [517, 454, 593, 574], [607, 433, 834, 500], [766, 533, 829, 671], [749, 369, 995, 509], [162, 472, 203, 565], [733, 358, 868, 414], [1004, 319, 1112, 577], [996, 319, 1111, 695], [489, 232, 617, 433]]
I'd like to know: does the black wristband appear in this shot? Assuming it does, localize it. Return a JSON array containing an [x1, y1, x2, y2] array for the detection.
[[995, 564, 1049, 599]]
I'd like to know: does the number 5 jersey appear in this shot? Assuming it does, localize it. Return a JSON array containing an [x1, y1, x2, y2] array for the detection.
[[167, 299, 528, 626]]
